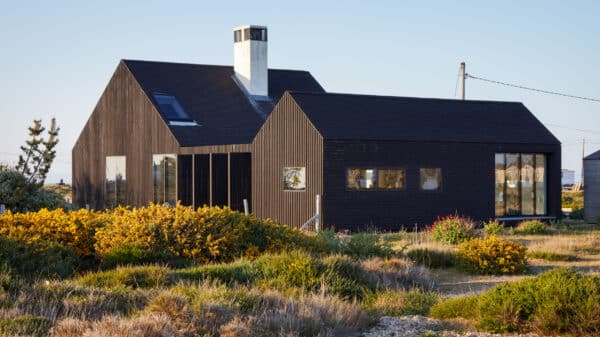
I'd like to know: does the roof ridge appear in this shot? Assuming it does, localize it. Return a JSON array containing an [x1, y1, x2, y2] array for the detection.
[[288, 90, 524, 105], [122, 59, 310, 73]]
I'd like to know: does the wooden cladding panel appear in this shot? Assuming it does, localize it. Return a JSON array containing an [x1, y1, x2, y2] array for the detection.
[[252, 93, 323, 228], [72, 61, 179, 209]]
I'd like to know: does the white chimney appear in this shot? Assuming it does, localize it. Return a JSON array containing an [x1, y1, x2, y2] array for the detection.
[[233, 25, 268, 97]]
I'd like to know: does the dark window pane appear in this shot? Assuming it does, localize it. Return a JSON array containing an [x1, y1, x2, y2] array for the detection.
[[521, 154, 535, 215], [505, 154, 520, 216], [212, 154, 228, 206], [178, 155, 193, 206], [495, 154, 506, 216], [234, 30, 242, 42], [249, 28, 267, 41], [377, 169, 405, 190], [230, 153, 252, 211], [153, 154, 176, 205], [535, 154, 546, 215], [347, 168, 376, 190], [243, 28, 250, 40], [420, 168, 442, 191], [194, 154, 210, 208], [152, 93, 192, 121]]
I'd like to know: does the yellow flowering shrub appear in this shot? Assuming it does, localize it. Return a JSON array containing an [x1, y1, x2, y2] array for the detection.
[[0, 208, 106, 256], [458, 236, 527, 274]]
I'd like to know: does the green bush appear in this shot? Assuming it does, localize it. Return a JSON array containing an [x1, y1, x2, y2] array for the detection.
[[0, 315, 52, 337], [0, 170, 69, 212], [483, 220, 504, 236], [0, 237, 80, 278], [458, 236, 527, 275], [321, 255, 371, 300], [512, 220, 548, 235], [343, 233, 394, 258], [368, 289, 439, 316], [406, 248, 456, 268], [76, 265, 172, 289], [317, 228, 342, 254], [430, 295, 479, 320], [254, 251, 321, 290], [527, 251, 578, 261], [570, 207, 584, 220], [101, 243, 191, 269], [175, 260, 257, 285], [477, 269, 600, 334], [428, 215, 476, 244]]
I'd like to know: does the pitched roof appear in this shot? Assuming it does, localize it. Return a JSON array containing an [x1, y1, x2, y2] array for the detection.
[[584, 149, 600, 160], [123, 60, 324, 146], [288, 91, 560, 144]]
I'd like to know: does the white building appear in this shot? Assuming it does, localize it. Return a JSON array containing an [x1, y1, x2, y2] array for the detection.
[[562, 169, 575, 186]]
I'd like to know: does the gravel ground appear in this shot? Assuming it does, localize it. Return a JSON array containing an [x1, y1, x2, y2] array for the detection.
[[362, 316, 548, 337]]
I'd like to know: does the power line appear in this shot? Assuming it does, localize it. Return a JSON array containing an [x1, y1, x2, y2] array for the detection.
[[466, 74, 600, 103], [545, 124, 600, 135]]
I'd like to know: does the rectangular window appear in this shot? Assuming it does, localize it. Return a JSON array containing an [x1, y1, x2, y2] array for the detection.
[[347, 168, 377, 190], [420, 168, 442, 191], [153, 154, 176, 205], [377, 169, 406, 190], [535, 154, 546, 215], [283, 167, 306, 191], [496, 153, 547, 217], [105, 156, 126, 208], [495, 154, 506, 216], [151, 93, 196, 125]]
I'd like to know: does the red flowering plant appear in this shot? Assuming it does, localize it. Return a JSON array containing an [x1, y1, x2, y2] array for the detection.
[[427, 215, 477, 244]]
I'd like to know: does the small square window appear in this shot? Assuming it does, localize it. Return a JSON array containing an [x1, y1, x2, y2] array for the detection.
[[347, 168, 377, 190], [420, 168, 442, 191], [283, 167, 306, 191]]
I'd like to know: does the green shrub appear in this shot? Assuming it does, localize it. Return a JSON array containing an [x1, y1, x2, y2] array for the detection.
[[76, 265, 172, 289], [483, 220, 504, 236], [428, 215, 476, 244], [368, 289, 439, 316], [570, 207, 584, 220], [0, 237, 80, 279], [317, 228, 342, 254], [0, 315, 52, 337], [254, 251, 321, 290], [458, 236, 527, 275], [321, 255, 371, 300], [406, 248, 456, 268], [343, 233, 394, 258], [175, 260, 257, 285], [477, 269, 600, 334], [101, 243, 191, 269], [513, 219, 548, 235], [0, 170, 70, 212], [527, 251, 578, 261], [430, 295, 479, 320]]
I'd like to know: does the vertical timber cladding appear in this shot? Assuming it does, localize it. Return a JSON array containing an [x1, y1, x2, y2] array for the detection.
[[252, 93, 324, 228], [72, 61, 179, 209], [211, 154, 229, 206]]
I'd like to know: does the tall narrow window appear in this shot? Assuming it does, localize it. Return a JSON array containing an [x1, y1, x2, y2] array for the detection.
[[420, 168, 442, 191], [521, 154, 535, 215], [505, 154, 520, 216], [535, 154, 546, 215], [495, 154, 506, 216], [153, 154, 176, 205], [105, 156, 126, 208]]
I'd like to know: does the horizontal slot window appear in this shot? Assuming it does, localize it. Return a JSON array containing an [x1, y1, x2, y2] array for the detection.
[[347, 168, 405, 190]]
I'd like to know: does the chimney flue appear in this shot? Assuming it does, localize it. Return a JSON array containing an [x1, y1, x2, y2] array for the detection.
[[233, 25, 268, 97]]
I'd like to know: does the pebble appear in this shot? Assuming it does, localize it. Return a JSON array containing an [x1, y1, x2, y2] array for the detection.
[[362, 316, 547, 337]]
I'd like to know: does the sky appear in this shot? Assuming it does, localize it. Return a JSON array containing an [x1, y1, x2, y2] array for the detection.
[[0, 0, 599, 183]]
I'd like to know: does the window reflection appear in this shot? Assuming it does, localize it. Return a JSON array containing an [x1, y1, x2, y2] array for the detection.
[[505, 154, 521, 216], [496, 153, 547, 217], [105, 156, 126, 208], [377, 169, 406, 190], [347, 168, 377, 190], [495, 154, 505, 216], [153, 154, 177, 205], [535, 154, 546, 215], [521, 154, 535, 215], [420, 168, 442, 191]]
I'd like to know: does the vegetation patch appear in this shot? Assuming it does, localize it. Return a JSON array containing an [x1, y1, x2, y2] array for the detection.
[[458, 236, 527, 275], [483, 220, 504, 236], [76, 265, 172, 289], [0, 315, 52, 337], [428, 215, 476, 244], [367, 289, 439, 316], [511, 219, 548, 235], [406, 247, 456, 268], [527, 250, 578, 261], [430, 295, 479, 320]]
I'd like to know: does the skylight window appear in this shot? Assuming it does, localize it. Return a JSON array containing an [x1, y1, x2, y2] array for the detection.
[[152, 93, 197, 125]]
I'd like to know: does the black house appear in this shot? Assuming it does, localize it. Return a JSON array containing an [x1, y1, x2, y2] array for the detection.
[[73, 25, 561, 229]]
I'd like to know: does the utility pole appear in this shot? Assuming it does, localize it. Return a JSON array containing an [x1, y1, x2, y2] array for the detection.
[[459, 62, 466, 100], [581, 138, 585, 186]]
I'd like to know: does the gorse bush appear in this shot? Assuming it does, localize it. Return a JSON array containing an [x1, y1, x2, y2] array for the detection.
[[458, 236, 527, 275], [483, 220, 504, 236], [428, 215, 476, 244], [512, 219, 547, 235]]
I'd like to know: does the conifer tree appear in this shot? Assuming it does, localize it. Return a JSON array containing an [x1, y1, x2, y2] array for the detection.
[[16, 118, 60, 185]]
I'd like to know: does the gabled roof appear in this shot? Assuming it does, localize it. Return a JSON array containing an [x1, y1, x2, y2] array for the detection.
[[288, 91, 561, 145], [585, 149, 600, 160], [123, 60, 324, 147]]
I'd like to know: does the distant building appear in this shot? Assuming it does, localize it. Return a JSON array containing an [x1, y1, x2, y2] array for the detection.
[[584, 150, 600, 223], [561, 169, 575, 186]]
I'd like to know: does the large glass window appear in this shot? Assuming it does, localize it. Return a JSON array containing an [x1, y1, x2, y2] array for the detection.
[[495, 153, 547, 216], [153, 154, 176, 205], [420, 168, 442, 191], [347, 168, 405, 190], [495, 154, 506, 216], [105, 156, 126, 208]]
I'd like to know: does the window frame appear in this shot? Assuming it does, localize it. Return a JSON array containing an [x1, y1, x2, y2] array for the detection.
[[105, 155, 127, 209], [151, 92, 197, 124], [419, 167, 443, 192], [283, 166, 307, 192], [152, 154, 177, 206], [345, 167, 407, 191]]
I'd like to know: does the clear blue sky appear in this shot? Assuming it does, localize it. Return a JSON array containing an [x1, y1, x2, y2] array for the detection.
[[1, 0, 599, 183]]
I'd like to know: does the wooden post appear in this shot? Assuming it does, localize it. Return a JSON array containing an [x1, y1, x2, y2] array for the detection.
[[460, 62, 466, 100], [243, 199, 249, 216], [315, 194, 321, 232]]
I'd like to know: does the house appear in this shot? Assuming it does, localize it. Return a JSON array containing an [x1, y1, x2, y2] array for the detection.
[[584, 150, 600, 223], [73, 25, 562, 229]]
